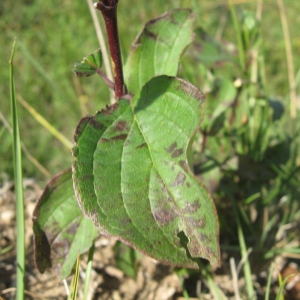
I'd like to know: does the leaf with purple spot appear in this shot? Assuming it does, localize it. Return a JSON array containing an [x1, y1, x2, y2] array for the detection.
[[72, 75, 220, 268]]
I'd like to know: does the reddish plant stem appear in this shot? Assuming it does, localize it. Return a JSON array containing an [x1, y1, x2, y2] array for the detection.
[[95, 0, 126, 99]]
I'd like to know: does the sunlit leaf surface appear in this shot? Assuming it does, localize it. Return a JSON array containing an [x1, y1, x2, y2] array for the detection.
[[73, 76, 220, 268], [124, 9, 195, 94]]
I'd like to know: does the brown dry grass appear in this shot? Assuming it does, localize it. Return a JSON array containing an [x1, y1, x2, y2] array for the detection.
[[1, 176, 300, 300]]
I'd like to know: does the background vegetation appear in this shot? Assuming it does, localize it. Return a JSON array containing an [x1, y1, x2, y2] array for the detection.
[[1, 0, 300, 298], [1, 0, 299, 180]]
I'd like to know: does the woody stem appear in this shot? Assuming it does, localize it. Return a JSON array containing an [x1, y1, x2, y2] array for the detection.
[[95, 0, 126, 99]]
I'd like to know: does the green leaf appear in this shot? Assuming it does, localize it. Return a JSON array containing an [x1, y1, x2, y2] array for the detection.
[[124, 9, 195, 94], [190, 28, 236, 68], [73, 75, 220, 268], [33, 168, 99, 279], [73, 48, 102, 77], [202, 77, 237, 135]]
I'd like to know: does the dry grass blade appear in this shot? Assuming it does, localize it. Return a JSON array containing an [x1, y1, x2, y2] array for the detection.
[[86, 0, 115, 103], [277, 0, 297, 119], [17, 94, 73, 150], [0, 111, 50, 178], [230, 257, 241, 300], [0, 287, 51, 300]]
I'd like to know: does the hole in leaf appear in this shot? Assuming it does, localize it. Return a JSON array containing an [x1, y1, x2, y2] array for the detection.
[[177, 231, 209, 268], [177, 230, 193, 260]]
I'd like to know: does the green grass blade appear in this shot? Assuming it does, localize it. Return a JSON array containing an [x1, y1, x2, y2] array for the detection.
[[182, 289, 190, 300], [197, 260, 225, 299], [265, 263, 274, 300], [10, 39, 25, 300], [0, 244, 14, 256], [68, 255, 80, 300], [275, 273, 294, 300], [83, 244, 95, 300], [204, 273, 226, 299], [231, 197, 256, 299], [228, 0, 246, 71]]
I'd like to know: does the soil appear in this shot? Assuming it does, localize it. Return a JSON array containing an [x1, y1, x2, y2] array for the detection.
[[0, 176, 300, 300]]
